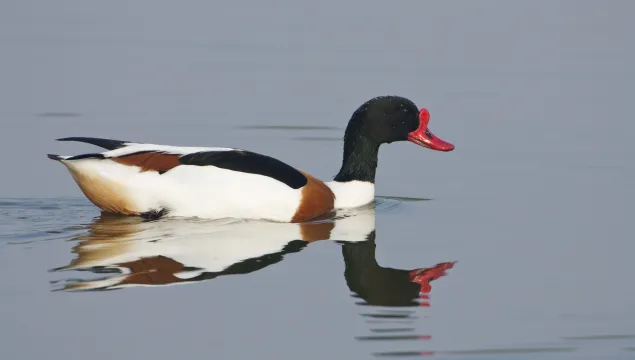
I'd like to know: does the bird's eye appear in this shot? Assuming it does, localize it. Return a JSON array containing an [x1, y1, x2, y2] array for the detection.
[[424, 129, 433, 139]]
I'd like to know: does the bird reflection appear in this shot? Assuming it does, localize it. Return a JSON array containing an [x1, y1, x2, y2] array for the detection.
[[52, 202, 454, 301], [342, 232, 455, 308], [344, 233, 455, 351], [52, 201, 456, 357]]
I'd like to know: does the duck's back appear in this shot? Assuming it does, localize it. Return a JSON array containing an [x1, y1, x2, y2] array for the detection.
[[49, 138, 334, 222]]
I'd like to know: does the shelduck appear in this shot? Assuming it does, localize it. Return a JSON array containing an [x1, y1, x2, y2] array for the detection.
[[48, 95, 454, 222]]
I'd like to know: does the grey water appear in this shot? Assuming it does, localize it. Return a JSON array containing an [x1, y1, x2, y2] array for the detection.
[[2, 0, 635, 359]]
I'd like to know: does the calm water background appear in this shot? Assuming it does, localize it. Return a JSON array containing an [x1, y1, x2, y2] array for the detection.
[[2, 0, 635, 359]]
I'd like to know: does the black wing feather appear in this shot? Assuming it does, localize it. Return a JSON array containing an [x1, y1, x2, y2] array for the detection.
[[179, 150, 308, 189], [57, 137, 129, 151]]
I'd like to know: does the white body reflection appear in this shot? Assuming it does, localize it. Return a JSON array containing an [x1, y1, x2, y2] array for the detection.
[[53, 205, 376, 291]]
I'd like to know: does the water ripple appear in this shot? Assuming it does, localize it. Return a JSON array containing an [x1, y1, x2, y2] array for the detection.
[[236, 125, 340, 130], [373, 347, 577, 357], [0, 198, 95, 246]]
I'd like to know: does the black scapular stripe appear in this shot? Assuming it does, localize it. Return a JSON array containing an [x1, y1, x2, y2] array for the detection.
[[179, 150, 308, 189], [57, 137, 128, 150]]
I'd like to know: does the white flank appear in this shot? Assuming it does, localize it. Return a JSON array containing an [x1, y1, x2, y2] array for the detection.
[[158, 164, 301, 221], [60, 154, 302, 222], [326, 180, 375, 209]]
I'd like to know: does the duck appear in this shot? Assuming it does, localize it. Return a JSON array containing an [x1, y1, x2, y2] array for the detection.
[[47, 95, 454, 222]]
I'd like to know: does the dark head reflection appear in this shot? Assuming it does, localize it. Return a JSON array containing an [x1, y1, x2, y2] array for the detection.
[[341, 232, 455, 307]]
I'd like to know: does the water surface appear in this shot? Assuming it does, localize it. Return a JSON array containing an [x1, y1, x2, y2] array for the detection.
[[2, 193, 634, 359]]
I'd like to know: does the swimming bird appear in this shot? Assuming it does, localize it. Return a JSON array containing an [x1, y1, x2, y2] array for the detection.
[[47, 95, 454, 222]]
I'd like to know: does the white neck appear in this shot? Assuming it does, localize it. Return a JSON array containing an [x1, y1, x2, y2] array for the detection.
[[326, 180, 375, 209]]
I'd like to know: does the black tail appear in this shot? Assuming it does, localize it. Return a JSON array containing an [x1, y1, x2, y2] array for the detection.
[[47, 154, 64, 161], [57, 137, 129, 151]]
